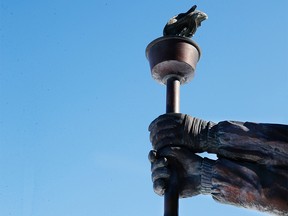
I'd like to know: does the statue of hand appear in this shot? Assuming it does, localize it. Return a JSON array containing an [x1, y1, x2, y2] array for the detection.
[[149, 113, 214, 152], [148, 147, 214, 198]]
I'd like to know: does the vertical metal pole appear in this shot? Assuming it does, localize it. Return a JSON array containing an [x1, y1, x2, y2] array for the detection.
[[166, 77, 180, 113], [164, 77, 180, 216]]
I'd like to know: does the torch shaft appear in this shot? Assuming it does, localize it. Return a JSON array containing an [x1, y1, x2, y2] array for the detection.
[[166, 78, 180, 113], [164, 77, 180, 216]]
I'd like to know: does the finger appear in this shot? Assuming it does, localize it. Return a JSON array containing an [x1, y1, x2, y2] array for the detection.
[[149, 116, 180, 132], [148, 113, 184, 132], [157, 146, 178, 158], [152, 166, 170, 183], [148, 150, 157, 163], [151, 157, 168, 172], [149, 123, 180, 144], [150, 132, 184, 150], [149, 114, 171, 132], [150, 129, 179, 145], [153, 179, 166, 196]]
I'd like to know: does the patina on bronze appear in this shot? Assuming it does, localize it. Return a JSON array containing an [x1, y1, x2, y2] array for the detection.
[[146, 36, 201, 85], [146, 5, 207, 216], [163, 5, 208, 37], [148, 114, 288, 215], [146, 36, 201, 116]]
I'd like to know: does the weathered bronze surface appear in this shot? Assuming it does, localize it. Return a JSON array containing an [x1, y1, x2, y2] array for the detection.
[[146, 26, 203, 216], [146, 36, 200, 85], [163, 5, 208, 38], [148, 113, 288, 215], [146, 5, 207, 216], [146, 4, 288, 216], [166, 78, 180, 113]]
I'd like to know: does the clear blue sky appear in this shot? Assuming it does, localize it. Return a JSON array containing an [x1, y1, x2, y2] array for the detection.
[[0, 0, 287, 216]]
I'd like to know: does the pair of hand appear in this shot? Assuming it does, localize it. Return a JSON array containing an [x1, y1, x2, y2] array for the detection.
[[148, 113, 214, 198]]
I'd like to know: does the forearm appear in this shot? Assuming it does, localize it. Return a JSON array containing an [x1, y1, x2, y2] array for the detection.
[[206, 158, 288, 215], [191, 119, 288, 166]]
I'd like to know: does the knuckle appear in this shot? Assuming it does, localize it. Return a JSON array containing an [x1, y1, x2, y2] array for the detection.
[[153, 179, 166, 196], [148, 150, 157, 162]]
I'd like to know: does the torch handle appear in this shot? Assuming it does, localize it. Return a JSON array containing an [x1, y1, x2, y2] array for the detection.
[[164, 168, 179, 216], [166, 77, 180, 113], [164, 77, 180, 216]]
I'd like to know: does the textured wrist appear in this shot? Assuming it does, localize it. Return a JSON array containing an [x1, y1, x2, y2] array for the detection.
[[200, 157, 214, 195], [184, 116, 215, 151], [199, 121, 215, 151]]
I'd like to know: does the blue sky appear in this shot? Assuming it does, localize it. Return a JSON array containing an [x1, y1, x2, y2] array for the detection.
[[0, 0, 287, 216]]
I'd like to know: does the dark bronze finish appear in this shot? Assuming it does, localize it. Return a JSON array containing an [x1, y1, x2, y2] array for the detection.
[[166, 78, 180, 113], [146, 36, 201, 85], [163, 5, 208, 38], [146, 36, 201, 216], [165, 77, 180, 215], [164, 165, 179, 216]]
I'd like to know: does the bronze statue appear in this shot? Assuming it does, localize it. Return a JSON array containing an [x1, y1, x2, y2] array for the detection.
[[147, 4, 287, 215], [163, 5, 208, 38], [148, 113, 288, 215]]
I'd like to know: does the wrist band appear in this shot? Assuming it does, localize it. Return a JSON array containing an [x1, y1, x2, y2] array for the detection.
[[200, 157, 214, 194]]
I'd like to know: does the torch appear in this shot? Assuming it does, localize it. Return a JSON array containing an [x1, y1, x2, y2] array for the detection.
[[146, 36, 202, 216]]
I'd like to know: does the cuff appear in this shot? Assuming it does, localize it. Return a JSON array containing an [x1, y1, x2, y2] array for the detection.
[[200, 157, 214, 195], [185, 116, 216, 152]]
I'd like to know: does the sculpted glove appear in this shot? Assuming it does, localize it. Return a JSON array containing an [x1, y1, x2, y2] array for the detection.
[[148, 114, 288, 215], [149, 113, 215, 152], [148, 147, 214, 198], [149, 113, 288, 165]]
